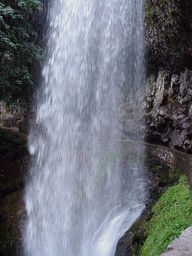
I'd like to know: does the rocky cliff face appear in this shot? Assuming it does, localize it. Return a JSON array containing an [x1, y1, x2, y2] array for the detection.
[[145, 0, 192, 153], [146, 69, 192, 153]]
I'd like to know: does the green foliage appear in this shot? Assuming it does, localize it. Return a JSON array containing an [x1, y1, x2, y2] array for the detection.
[[140, 175, 192, 256], [0, 0, 43, 107]]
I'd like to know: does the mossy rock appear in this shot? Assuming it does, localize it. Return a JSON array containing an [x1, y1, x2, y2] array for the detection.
[[145, 0, 192, 73], [148, 163, 180, 187], [116, 175, 192, 256]]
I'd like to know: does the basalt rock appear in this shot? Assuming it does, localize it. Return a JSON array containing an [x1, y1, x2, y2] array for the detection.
[[145, 69, 192, 153]]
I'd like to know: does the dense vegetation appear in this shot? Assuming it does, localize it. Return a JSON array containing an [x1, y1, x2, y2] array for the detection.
[[140, 175, 192, 256], [0, 0, 43, 107]]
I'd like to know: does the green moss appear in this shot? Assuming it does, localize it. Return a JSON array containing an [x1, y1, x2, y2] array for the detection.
[[148, 159, 180, 186], [159, 0, 166, 8], [154, 166, 180, 186], [140, 175, 192, 256], [145, 1, 156, 22]]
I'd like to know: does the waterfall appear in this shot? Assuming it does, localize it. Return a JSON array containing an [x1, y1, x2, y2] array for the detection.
[[23, 1, 147, 256]]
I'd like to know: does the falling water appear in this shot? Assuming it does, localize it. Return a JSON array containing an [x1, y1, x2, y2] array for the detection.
[[23, 1, 147, 256]]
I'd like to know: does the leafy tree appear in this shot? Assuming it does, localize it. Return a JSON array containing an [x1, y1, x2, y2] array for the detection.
[[0, 0, 43, 107]]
